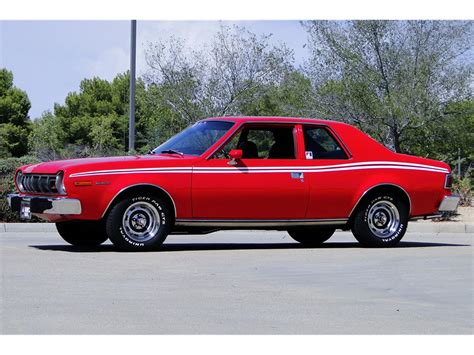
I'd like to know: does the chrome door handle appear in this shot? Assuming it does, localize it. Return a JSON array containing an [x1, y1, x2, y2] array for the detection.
[[290, 172, 304, 179]]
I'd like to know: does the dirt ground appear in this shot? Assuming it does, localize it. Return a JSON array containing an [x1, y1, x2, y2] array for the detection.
[[411, 206, 473, 223], [453, 206, 474, 222]]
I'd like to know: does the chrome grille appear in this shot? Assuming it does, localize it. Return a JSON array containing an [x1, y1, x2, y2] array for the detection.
[[20, 174, 58, 194]]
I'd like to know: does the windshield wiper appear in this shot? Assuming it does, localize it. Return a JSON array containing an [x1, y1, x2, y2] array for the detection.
[[160, 149, 184, 156]]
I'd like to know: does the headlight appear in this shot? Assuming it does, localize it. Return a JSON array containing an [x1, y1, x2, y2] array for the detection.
[[55, 171, 67, 194], [15, 170, 24, 192]]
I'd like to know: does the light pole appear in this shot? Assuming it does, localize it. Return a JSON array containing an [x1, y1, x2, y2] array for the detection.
[[129, 20, 137, 152], [458, 147, 462, 177]]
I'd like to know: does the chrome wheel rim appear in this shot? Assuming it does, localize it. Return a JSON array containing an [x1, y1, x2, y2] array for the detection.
[[367, 200, 400, 239], [122, 201, 161, 242]]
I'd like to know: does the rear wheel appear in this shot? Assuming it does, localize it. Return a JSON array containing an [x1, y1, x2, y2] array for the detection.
[[351, 194, 408, 247], [106, 193, 172, 251], [56, 220, 108, 247], [288, 227, 335, 247]]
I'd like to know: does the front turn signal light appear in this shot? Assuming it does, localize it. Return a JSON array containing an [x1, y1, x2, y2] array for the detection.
[[74, 181, 93, 187]]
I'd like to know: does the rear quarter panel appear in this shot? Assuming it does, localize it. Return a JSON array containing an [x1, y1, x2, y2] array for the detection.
[[306, 122, 450, 219], [347, 169, 448, 218]]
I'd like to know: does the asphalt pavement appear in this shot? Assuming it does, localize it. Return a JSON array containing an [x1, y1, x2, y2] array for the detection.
[[0, 230, 472, 334]]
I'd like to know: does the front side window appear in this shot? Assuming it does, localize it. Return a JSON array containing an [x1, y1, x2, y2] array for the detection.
[[303, 126, 348, 159], [153, 120, 234, 156], [215, 125, 296, 159]]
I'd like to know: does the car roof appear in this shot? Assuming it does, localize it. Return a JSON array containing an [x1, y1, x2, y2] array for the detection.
[[201, 116, 346, 126], [201, 116, 397, 160]]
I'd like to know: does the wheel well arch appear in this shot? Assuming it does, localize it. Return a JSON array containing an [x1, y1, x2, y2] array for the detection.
[[101, 184, 177, 224], [348, 184, 411, 224]]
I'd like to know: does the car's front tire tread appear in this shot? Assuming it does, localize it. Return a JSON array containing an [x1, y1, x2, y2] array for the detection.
[[288, 227, 335, 247], [56, 220, 108, 247]]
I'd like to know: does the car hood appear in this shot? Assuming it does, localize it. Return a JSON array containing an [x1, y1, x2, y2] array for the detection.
[[20, 154, 199, 175]]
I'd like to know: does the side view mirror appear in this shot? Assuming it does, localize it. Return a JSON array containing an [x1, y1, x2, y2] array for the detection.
[[228, 149, 243, 166]]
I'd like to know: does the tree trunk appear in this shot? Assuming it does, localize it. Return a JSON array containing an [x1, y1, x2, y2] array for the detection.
[[392, 128, 402, 153]]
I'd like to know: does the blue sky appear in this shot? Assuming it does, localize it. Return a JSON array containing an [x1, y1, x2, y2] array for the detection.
[[0, 21, 309, 119]]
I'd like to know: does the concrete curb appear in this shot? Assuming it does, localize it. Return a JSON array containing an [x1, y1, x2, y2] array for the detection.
[[407, 222, 473, 234], [1, 223, 57, 233], [0, 222, 473, 234]]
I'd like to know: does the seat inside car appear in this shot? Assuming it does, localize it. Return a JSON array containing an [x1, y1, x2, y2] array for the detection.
[[268, 128, 295, 159], [238, 140, 259, 159]]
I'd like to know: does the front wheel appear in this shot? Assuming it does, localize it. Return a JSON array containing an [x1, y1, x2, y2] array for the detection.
[[56, 220, 108, 247], [288, 227, 335, 247], [351, 194, 408, 247], [106, 193, 172, 251]]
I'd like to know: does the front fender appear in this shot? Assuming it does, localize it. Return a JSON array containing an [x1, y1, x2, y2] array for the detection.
[[65, 172, 192, 221]]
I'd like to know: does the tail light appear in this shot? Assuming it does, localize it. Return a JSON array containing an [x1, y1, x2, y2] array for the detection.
[[444, 174, 453, 189]]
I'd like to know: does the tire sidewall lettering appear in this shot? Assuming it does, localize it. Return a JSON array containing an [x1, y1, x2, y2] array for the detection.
[[364, 195, 404, 242], [119, 226, 145, 247], [120, 195, 167, 247], [131, 196, 166, 226]]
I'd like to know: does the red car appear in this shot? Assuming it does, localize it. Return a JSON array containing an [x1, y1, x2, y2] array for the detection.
[[8, 117, 459, 251]]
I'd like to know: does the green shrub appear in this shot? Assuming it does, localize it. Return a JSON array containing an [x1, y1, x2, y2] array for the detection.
[[452, 172, 473, 207], [0, 155, 40, 222]]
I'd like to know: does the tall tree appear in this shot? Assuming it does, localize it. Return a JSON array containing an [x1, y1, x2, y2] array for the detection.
[[404, 99, 474, 174], [238, 70, 315, 117], [28, 112, 66, 161], [0, 68, 31, 157], [144, 25, 293, 125], [30, 74, 128, 158], [302, 21, 472, 152], [30, 72, 175, 158]]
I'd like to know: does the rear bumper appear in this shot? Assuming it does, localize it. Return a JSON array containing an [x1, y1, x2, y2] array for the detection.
[[7, 194, 82, 215], [438, 195, 460, 212]]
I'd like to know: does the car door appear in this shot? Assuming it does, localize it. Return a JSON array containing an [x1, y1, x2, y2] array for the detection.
[[191, 123, 309, 220], [298, 124, 357, 219]]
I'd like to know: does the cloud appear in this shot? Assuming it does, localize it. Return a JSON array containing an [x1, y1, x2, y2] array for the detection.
[[80, 21, 230, 81], [83, 46, 130, 81], [78, 21, 307, 85], [135, 21, 308, 75]]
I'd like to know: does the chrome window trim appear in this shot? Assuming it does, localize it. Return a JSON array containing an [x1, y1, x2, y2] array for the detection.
[[301, 124, 352, 160], [204, 120, 353, 161], [211, 123, 299, 160]]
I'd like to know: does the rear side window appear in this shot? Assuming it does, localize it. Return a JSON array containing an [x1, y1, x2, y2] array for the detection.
[[303, 126, 348, 160]]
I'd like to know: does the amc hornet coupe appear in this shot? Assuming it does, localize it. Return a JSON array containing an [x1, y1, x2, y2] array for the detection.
[[8, 117, 459, 251]]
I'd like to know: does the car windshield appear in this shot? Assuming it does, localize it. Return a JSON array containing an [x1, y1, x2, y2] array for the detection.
[[152, 120, 235, 156]]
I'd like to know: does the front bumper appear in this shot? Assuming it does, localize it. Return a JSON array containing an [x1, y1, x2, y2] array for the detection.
[[438, 195, 461, 212], [7, 194, 82, 215]]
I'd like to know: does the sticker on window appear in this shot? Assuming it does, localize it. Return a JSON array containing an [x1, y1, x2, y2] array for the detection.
[[305, 151, 313, 160]]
